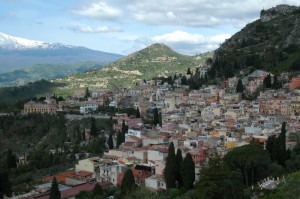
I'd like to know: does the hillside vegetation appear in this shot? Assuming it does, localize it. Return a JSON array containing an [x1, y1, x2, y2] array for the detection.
[[211, 5, 300, 78], [54, 43, 212, 89]]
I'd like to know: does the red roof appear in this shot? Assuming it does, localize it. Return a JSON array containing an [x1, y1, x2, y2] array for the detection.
[[77, 171, 93, 177], [42, 170, 75, 183], [36, 183, 96, 199]]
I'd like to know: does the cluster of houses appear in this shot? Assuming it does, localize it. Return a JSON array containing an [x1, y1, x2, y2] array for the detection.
[[16, 69, 300, 198]]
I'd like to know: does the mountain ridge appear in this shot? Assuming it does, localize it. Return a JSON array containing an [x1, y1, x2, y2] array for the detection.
[[210, 4, 300, 78]]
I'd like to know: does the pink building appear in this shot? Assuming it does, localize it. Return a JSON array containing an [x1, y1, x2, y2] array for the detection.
[[260, 97, 289, 115]]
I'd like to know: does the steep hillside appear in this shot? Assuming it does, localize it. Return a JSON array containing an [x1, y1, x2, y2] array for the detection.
[[54, 43, 212, 89], [211, 4, 300, 78]]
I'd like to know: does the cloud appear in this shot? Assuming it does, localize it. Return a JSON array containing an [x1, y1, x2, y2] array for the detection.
[[70, 2, 122, 20], [151, 31, 231, 54], [67, 25, 123, 33], [126, 0, 300, 27]]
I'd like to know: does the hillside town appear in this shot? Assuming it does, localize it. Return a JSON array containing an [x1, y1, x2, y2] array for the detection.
[[10, 67, 300, 199]]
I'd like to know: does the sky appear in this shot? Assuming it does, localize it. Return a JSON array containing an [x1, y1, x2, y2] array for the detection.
[[0, 0, 299, 55]]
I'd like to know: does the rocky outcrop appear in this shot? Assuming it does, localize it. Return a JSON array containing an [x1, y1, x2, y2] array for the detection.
[[260, 4, 298, 22]]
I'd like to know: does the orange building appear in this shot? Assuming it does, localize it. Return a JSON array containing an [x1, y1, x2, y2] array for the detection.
[[289, 77, 300, 90]]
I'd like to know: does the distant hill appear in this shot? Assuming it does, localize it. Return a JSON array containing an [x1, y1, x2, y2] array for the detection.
[[0, 62, 101, 87], [0, 32, 123, 85], [54, 43, 212, 89], [211, 4, 300, 78]]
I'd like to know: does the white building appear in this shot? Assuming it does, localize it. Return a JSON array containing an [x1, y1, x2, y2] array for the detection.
[[145, 174, 166, 191], [80, 101, 98, 114]]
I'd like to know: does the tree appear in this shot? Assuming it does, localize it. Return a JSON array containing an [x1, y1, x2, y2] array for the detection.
[[136, 107, 141, 118], [181, 153, 195, 190], [236, 79, 244, 93], [0, 172, 12, 198], [90, 117, 97, 137], [263, 73, 272, 88], [278, 122, 288, 166], [6, 148, 17, 169], [223, 171, 244, 199], [272, 74, 281, 89], [116, 131, 123, 148], [266, 135, 277, 162], [121, 169, 136, 196], [158, 112, 162, 127], [175, 149, 183, 188], [85, 87, 90, 99], [224, 142, 271, 186], [196, 157, 228, 199], [108, 132, 114, 149], [50, 177, 61, 199], [164, 142, 176, 188], [153, 108, 159, 126], [187, 67, 192, 75], [121, 120, 128, 142], [181, 75, 187, 85], [266, 122, 288, 166], [92, 183, 103, 197]]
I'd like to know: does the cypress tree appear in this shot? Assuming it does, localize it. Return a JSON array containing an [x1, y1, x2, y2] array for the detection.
[[90, 117, 97, 137], [266, 135, 276, 162], [263, 74, 272, 88], [153, 108, 159, 126], [187, 67, 192, 75], [121, 120, 128, 143], [236, 79, 244, 93], [175, 149, 183, 188], [278, 122, 287, 166], [84, 87, 90, 99], [181, 153, 195, 190], [158, 112, 162, 127], [50, 177, 61, 199], [116, 131, 123, 148], [121, 169, 136, 195], [136, 107, 141, 118], [164, 142, 176, 188], [108, 132, 114, 149]]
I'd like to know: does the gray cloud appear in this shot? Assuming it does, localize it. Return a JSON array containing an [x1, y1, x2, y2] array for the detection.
[[125, 0, 300, 27]]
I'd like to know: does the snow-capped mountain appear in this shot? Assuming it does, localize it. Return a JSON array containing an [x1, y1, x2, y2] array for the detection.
[[0, 32, 123, 86], [0, 32, 74, 50]]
